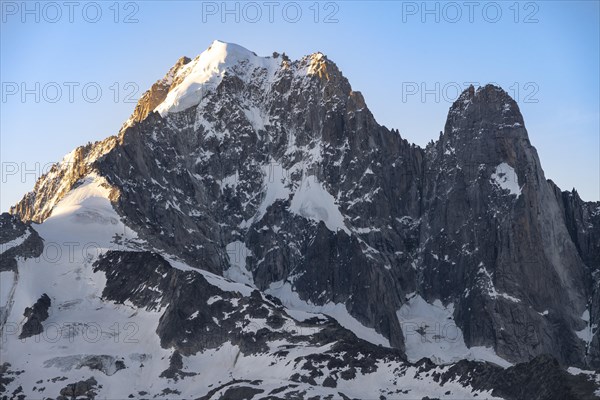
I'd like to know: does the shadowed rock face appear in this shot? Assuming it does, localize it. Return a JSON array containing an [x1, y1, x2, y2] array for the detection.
[[19, 293, 51, 339], [92, 249, 414, 389], [550, 183, 600, 367], [437, 354, 600, 400], [418, 85, 592, 367], [92, 250, 393, 357], [0, 213, 44, 271], [56, 377, 98, 400], [10, 44, 600, 372]]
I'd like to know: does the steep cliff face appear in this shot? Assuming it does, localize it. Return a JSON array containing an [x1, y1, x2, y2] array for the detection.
[[418, 85, 591, 367], [550, 182, 600, 367], [551, 184, 600, 270], [9, 41, 599, 378]]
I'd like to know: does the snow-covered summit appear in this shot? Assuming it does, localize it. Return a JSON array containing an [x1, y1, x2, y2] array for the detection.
[[155, 40, 281, 115]]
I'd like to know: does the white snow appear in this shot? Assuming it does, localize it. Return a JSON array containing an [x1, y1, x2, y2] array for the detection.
[[478, 265, 521, 303], [243, 166, 350, 235], [0, 173, 175, 399], [165, 255, 255, 297], [224, 241, 254, 286], [243, 105, 267, 132], [490, 162, 522, 196], [176, 341, 504, 400], [289, 176, 349, 234], [397, 294, 512, 368], [0, 172, 259, 398], [249, 162, 291, 225], [576, 309, 598, 345], [581, 309, 590, 322], [155, 40, 280, 115], [266, 280, 389, 347], [568, 366, 595, 375]]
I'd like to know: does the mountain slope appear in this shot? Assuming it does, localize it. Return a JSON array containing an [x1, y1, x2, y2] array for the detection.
[[4, 40, 599, 399]]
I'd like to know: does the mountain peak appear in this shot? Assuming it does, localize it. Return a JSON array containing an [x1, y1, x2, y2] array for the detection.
[[306, 52, 332, 80], [119, 41, 352, 125], [154, 40, 280, 115], [204, 39, 259, 61], [444, 83, 525, 138], [453, 84, 519, 110]]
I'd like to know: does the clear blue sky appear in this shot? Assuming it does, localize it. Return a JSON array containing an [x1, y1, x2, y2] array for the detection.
[[1, 1, 599, 210]]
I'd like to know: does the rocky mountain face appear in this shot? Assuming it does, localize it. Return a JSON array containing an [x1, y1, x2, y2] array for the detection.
[[550, 182, 600, 367], [3, 40, 599, 399], [419, 86, 595, 367]]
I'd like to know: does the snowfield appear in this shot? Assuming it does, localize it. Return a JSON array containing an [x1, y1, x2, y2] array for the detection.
[[0, 172, 510, 399]]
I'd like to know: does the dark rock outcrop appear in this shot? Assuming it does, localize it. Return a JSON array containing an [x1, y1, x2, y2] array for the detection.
[[0, 213, 43, 272], [92, 250, 394, 358], [19, 293, 51, 339], [438, 354, 600, 400], [56, 377, 98, 400]]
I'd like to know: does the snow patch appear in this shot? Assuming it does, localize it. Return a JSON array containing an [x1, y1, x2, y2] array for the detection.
[[576, 309, 598, 345], [397, 294, 512, 368], [289, 176, 349, 234], [245, 161, 291, 226], [224, 241, 254, 286], [165, 256, 255, 297], [266, 280, 389, 347], [243, 105, 267, 132], [490, 162, 522, 196]]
